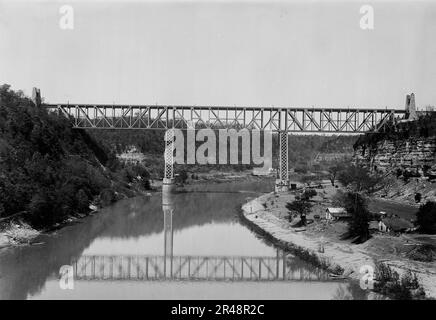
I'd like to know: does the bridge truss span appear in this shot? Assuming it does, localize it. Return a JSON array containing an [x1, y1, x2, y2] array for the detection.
[[44, 104, 405, 133], [72, 254, 331, 282]]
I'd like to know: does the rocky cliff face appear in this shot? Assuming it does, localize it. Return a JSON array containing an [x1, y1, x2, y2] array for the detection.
[[354, 136, 436, 179]]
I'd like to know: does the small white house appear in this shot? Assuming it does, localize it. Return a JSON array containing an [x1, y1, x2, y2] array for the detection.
[[378, 220, 389, 232], [325, 207, 350, 220], [252, 168, 275, 176], [378, 217, 414, 233]]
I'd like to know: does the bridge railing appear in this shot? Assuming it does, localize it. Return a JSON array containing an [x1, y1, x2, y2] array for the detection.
[[44, 104, 405, 132]]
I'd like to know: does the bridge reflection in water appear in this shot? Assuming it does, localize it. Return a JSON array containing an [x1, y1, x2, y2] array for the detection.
[[72, 254, 329, 282], [72, 190, 329, 282]]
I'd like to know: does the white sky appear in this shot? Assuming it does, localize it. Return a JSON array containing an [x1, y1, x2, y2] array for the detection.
[[1, 0, 435, 109]]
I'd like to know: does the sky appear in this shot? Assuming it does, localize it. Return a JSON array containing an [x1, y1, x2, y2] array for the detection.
[[1, 0, 436, 109]]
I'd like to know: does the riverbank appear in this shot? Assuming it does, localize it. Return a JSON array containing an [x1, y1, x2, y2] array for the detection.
[[150, 170, 270, 190], [0, 170, 264, 250], [241, 187, 436, 299], [0, 185, 154, 250]]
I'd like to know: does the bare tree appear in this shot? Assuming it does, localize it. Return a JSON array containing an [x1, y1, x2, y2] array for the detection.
[[328, 162, 345, 186]]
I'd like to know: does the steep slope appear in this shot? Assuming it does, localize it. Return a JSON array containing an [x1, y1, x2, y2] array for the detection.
[[0, 85, 125, 228]]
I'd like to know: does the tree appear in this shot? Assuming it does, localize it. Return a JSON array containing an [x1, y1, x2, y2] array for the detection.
[[381, 176, 398, 197], [100, 188, 116, 207], [142, 179, 151, 190], [416, 201, 436, 234], [328, 163, 345, 186], [302, 188, 317, 200], [286, 199, 312, 225], [338, 164, 381, 193], [75, 189, 89, 212], [341, 191, 371, 243], [27, 191, 55, 227]]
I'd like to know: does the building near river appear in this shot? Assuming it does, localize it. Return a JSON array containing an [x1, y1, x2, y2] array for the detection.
[[117, 146, 146, 164], [325, 207, 350, 220], [378, 217, 414, 233]]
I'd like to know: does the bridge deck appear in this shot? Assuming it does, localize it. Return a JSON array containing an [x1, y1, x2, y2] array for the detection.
[[44, 104, 405, 132]]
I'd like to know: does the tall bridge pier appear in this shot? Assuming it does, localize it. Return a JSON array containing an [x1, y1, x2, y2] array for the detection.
[[162, 127, 291, 193], [276, 131, 289, 192], [163, 129, 176, 193]]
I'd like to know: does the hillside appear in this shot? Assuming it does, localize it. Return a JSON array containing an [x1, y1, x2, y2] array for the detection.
[[287, 135, 356, 172], [354, 113, 436, 180], [0, 85, 148, 229], [353, 113, 436, 204], [88, 129, 358, 177]]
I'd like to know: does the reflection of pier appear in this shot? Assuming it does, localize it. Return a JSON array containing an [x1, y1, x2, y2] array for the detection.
[[162, 188, 174, 277], [72, 254, 330, 282]]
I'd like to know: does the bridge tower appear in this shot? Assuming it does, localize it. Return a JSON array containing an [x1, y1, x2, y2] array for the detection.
[[31, 87, 41, 107], [163, 129, 176, 193], [275, 131, 289, 192], [405, 93, 418, 120], [162, 189, 174, 278]]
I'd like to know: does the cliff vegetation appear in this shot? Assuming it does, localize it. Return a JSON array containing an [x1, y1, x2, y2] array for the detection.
[[0, 84, 150, 229]]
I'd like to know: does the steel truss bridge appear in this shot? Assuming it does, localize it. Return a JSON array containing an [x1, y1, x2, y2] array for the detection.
[[43, 104, 404, 133], [41, 96, 407, 191], [72, 254, 331, 282]]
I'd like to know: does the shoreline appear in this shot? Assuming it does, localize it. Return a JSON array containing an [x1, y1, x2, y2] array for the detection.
[[0, 187, 154, 250], [240, 193, 359, 277], [240, 191, 436, 299], [0, 171, 265, 250]]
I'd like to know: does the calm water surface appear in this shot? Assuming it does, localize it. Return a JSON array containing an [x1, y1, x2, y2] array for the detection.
[[0, 180, 368, 299]]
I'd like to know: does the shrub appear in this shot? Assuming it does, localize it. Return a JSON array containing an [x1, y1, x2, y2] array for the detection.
[[294, 165, 308, 174], [99, 188, 116, 207], [407, 244, 435, 262], [374, 263, 426, 300], [302, 189, 317, 200], [176, 169, 188, 184]]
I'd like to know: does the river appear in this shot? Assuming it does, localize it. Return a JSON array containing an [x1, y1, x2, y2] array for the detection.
[[0, 179, 369, 300]]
